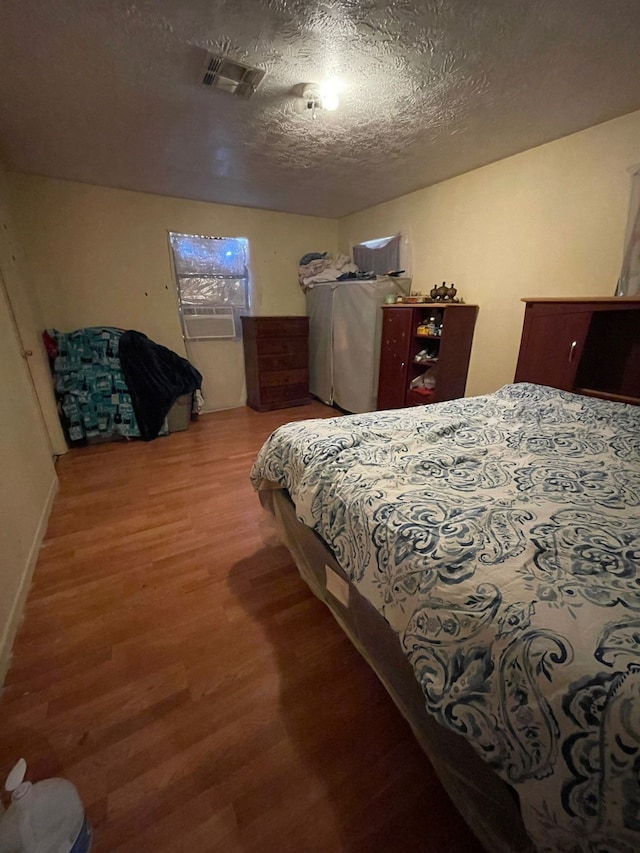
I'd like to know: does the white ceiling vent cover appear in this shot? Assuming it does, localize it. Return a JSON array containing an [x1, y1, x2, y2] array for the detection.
[[182, 307, 236, 340], [200, 52, 265, 100]]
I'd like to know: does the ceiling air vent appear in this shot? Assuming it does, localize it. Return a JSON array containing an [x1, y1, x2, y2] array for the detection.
[[200, 52, 265, 100]]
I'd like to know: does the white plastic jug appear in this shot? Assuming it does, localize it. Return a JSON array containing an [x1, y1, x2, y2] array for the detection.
[[0, 759, 92, 853]]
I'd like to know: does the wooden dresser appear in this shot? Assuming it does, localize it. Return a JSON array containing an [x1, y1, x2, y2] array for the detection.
[[514, 297, 640, 405], [241, 316, 311, 412]]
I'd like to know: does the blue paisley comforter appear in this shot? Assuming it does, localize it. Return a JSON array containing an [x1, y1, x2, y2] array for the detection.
[[250, 383, 640, 853]]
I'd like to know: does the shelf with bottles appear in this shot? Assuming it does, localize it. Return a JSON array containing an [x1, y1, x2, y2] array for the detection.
[[415, 308, 444, 339]]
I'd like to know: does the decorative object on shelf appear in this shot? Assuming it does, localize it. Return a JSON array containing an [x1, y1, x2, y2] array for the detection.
[[429, 281, 460, 302]]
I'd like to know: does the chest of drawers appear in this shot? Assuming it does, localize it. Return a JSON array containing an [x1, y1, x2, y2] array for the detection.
[[241, 316, 311, 412]]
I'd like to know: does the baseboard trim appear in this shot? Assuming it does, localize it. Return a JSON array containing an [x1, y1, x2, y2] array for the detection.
[[0, 473, 58, 686], [202, 402, 245, 413]]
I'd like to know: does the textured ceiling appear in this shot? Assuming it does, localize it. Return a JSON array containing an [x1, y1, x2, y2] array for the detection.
[[1, 0, 640, 217]]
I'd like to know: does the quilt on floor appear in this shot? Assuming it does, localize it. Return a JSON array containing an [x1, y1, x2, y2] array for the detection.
[[50, 327, 141, 441], [250, 383, 640, 853]]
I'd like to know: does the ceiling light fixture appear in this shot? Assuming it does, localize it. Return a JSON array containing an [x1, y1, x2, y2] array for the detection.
[[299, 78, 343, 118]]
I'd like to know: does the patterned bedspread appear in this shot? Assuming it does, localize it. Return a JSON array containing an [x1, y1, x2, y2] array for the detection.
[[250, 384, 640, 853]]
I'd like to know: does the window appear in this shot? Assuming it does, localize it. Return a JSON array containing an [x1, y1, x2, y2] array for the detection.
[[169, 232, 250, 339], [352, 234, 401, 276]]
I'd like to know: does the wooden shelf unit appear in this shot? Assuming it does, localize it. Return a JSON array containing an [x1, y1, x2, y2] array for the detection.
[[377, 303, 478, 410]]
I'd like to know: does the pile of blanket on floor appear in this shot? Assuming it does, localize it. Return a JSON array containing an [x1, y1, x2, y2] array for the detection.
[[45, 327, 202, 443]]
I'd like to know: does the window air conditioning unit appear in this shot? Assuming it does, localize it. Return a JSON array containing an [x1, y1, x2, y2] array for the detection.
[[182, 307, 236, 340]]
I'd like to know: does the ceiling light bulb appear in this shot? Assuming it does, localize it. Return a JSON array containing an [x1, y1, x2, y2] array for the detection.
[[322, 92, 340, 111], [319, 77, 343, 112]]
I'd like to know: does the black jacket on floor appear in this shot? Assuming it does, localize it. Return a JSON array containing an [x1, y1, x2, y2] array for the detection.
[[118, 330, 202, 441]]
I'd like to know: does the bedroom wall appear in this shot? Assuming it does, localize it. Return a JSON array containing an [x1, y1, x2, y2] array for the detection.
[[339, 109, 640, 398], [0, 169, 58, 684], [7, 175, 338, 411], [0, 170, 67, 456]]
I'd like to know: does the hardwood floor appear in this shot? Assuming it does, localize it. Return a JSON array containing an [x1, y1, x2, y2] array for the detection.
[[1, 402, 483, 852]]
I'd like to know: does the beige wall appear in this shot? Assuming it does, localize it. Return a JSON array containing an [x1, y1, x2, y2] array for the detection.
[[0, 171, 58, 683], [339, 110, 640, 397], [8, 176, 338, 410], [0, 171, 67, 455]]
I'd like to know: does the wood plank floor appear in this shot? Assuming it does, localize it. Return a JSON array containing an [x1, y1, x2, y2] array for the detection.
[[1, 403, 483, 852]]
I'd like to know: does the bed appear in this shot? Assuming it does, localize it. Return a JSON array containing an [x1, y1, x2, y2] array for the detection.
[[250, 383, 640, 853]]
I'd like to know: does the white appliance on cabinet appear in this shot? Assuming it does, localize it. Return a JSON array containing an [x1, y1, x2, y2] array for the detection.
[[306, 277, 410, 414]]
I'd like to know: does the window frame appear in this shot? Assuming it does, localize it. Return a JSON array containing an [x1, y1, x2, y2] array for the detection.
[[168, 232, 252, 341]]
